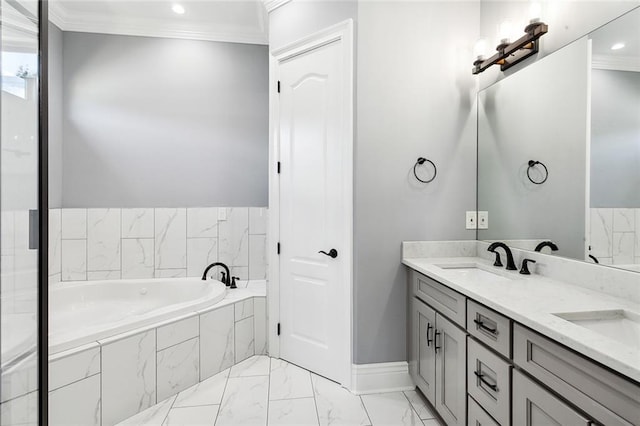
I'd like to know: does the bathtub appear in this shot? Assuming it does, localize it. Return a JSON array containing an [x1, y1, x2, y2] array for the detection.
[[49, 277, 227, 354]]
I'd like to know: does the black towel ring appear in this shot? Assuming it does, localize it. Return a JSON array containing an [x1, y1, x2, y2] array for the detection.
[[527, 160, 548, 185], [414, 157, 437, 183]]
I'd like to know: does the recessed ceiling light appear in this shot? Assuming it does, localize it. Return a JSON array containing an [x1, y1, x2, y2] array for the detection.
[[611, 42, 625, 50], [172, 4, 185, 15]]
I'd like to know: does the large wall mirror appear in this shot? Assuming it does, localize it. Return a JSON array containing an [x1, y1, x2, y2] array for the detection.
[[477, 7, 639, 273]]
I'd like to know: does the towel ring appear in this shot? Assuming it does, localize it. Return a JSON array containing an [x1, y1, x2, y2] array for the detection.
[[414, 157, 437, 183], [527, 160, 548, 185]]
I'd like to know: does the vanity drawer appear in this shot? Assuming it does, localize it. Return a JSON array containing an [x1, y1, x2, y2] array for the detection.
[[467, 300, 511, 359], [514, 324, 640, 426], [412, 270, 466, 327], [467, 337, 511, 426], [468, 395, 500, 426]]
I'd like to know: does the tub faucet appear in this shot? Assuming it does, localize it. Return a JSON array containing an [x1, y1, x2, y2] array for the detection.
[[487, 242, 517, 271], [534, 241, 558, 253], [202, 262, 231, 286]]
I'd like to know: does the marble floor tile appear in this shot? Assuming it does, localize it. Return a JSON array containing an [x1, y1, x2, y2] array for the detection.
[[268, 398, 319, 426], [270, 358, 314, 400], [403, 391, 435, 420], [215, 376, 269, 426], [173, 369, 229, 408], [361, 392, 423, 426], [163, 405, 219, 426], [115, 396, 176, 426], [312, 374, 370, 426], [229, 355, 271, 377]]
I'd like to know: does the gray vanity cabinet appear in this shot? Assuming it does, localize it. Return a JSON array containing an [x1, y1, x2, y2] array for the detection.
[[513, 370, 591, 425], [409, 270, 467, 426]]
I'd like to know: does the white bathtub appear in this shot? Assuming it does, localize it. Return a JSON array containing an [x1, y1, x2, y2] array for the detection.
[[49, 277, 227, 354]]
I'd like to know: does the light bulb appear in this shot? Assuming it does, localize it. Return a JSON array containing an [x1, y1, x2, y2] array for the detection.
[[529, 2, 542, 23], [474, 39, 488, 60], [498, 21, 513, 44]]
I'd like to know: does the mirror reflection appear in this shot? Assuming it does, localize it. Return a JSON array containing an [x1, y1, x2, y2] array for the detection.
[[477, 7, 640, 273]]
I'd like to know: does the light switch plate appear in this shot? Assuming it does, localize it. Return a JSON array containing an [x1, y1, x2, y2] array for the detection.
[[466, 211, 477, 230], [218, 208, 227, 221], [478, 211, 489, 229]]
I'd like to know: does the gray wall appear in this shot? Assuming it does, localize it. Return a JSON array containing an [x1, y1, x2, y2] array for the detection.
[[477, 38, 590, 261], [591, 69, 640, 207], [354, 1, 479, 364], [61, 32, 268, 207], [49, 22, 63, 208]]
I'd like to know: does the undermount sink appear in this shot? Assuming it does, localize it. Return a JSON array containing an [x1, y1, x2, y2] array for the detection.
[[553, 310, 640, 350], [433, 263, 515, 281]]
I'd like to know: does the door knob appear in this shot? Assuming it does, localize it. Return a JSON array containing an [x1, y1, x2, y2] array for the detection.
[[319, 249, 338, 259]]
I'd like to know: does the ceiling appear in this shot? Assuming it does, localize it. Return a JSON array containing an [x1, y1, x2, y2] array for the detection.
[[49, 0, 269, 45], [590, 7, 640, 71]]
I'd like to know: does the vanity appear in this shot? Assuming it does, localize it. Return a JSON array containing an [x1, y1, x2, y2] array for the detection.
[[403, 241, 640, 426]]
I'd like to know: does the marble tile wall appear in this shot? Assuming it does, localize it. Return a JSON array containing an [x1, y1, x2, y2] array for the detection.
[[47, 294, 266, 426], [590, 208, 640, 266], [48, 207, 268, 284]]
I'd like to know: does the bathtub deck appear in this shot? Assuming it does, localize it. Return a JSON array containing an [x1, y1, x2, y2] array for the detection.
[[117, 355, 439, 426]]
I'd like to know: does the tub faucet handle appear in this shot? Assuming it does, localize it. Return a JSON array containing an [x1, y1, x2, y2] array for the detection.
[[230, 276, 239, 289]]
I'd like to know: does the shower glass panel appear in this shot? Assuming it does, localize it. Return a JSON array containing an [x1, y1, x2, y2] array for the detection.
[[1, 0, 41, 424]]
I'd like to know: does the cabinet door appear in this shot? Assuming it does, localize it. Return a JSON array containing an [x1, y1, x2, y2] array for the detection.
[[412, 298, 437, 403], [435, 313, 467, 426], [513, 370, 591, 426]]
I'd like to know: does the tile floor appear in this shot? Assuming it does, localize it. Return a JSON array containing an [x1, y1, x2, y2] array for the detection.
[[117, 355, 440, 426]]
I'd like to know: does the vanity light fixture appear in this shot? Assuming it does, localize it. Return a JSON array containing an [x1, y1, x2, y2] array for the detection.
[[472, 20, 548, 75], [172, 3, 185, 15], [611, 42, 625, 50]]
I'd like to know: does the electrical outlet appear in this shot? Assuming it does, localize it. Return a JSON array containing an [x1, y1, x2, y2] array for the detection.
[[466, 211, 477, 230], [218, 208, 227, 221], [478, 211, 489, 229]]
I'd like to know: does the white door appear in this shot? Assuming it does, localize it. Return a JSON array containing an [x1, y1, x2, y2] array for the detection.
[[278, 36, 350, 383]]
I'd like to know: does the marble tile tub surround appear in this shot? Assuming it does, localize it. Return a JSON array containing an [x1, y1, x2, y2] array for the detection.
[[48, 287, 267, 426], [590, 208, 640, 266], [48, 207, 268, 283], [402, 240, 640, 382]]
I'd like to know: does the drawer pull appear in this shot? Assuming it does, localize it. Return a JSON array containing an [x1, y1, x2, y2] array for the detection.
[[474, 370, 499, 392], [426, 323, 433, 347], [474, 318, 499, 335], [434, 330, 441, 353]]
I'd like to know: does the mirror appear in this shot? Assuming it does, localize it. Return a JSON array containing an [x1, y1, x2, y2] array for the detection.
[[477, 7, 640, 273]]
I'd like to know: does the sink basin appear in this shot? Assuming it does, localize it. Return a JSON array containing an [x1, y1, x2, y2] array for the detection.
[[553, 310, 640, 350], [433, 263, 514, 281]]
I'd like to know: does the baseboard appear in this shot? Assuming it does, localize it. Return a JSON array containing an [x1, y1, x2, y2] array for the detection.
[[350, 361, 415, 395]]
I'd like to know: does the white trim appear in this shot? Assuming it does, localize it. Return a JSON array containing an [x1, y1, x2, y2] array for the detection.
[[592, 54, 640, 72], [263, 0, 293, 13], [268, 19, 354, 389], [350, 362, 416, 395]]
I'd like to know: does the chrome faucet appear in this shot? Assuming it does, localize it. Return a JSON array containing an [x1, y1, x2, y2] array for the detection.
[[201, 262, 231, 286], [487, 242, 517, 270], [534, 241, 558, 252]]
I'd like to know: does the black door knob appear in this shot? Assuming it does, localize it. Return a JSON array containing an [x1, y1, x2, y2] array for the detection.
[[319, 249, 338, 259]]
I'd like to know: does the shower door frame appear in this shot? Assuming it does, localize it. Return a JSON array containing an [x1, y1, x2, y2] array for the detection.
[[37, 0, 49, 424]]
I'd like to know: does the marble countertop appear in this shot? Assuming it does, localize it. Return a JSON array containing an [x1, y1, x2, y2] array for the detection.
[[403, 256, 640, 383]]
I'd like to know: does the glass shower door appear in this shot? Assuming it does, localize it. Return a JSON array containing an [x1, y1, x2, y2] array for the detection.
[[0, 0, 44, 424]]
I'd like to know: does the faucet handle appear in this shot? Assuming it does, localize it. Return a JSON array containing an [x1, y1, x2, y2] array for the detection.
[[490, 251, 503, 267], [520, 259, 536, 275], [220, 271, 227, 284], [230, 276, 239, 289]]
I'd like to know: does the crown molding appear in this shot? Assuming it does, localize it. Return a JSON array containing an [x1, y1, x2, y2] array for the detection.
[[592, 54, 640, 72], [263, 0, 292, 13], [48, 1, 268, 45]]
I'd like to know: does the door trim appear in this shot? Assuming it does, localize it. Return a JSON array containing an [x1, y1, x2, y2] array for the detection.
[[268, 19, 354, 388]]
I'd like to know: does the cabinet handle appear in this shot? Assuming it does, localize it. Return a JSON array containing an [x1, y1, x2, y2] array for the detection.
[[434, 330, 441, 353], [474, 370, 499, 392], [473, 318, 498, 335], [426, 323, 433, 347]]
